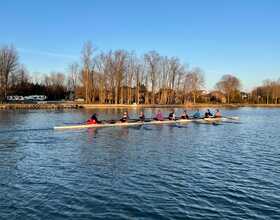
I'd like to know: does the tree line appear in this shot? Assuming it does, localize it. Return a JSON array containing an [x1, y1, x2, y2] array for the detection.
[[251, 79, 280, 104], [0, 42, 279, 104]]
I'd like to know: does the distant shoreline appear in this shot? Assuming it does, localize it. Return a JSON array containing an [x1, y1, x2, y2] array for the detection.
[[1, 102, 280, 110]]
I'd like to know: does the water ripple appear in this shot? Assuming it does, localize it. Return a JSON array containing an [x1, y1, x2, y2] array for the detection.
[[1, 108, 280, 219]]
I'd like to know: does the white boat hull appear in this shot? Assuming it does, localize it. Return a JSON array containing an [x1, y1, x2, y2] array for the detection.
[[53, 117, 236, 130]]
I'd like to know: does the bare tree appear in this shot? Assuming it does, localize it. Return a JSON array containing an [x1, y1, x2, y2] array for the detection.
[[262, 79, 272, 104], [112, 50, 127, 104], [0, 45, 18, 101], [175, 66, 185, 104], [144, 51, 161, 104], [184, 68, 205, 104], [168, 57, 181, 104], [18, 65, 29, 85], [126, 52, 139, 104], [94, 53, 106, 103], [270, 81, 280, 104], [216, 74, 241, 104], [134, 61, 144, 104], [8, 64, 28, 93], [105, 51, 116, 103], [251, 79, 280, 104], [159, 56, 169, 104], [67, 62, 80, 99], [3, 44, 259, 105], [42, 72, 66, 100], [81, 41, 94, 103]]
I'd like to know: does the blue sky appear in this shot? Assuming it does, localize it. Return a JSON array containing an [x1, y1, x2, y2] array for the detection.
[[0, 0, 279, 90]]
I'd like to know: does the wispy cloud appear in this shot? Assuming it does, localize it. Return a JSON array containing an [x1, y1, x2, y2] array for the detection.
[[18, 48, 78, 59]]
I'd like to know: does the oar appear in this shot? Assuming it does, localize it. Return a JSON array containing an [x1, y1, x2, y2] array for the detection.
[[191, 117, 219, 125], [223, 116, 239, 120], [103, 118, 145, 124], [102, 119, 117, 124], [63, 122, 85, 125]]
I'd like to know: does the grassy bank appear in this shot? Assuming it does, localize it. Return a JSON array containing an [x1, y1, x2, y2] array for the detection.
[[1, 103, 280, 110]]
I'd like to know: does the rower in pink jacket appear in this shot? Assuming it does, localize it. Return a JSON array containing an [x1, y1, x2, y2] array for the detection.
[[154, 110, 164, 121]]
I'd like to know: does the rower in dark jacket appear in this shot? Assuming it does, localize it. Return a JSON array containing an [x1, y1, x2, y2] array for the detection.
[[168, 110, 176, 120], [181, 110, 189, 119], [204, 109, 213, 118], [120, 111, 129, 122], [87, 113, 102, 124], [139, 111, 145, 121]]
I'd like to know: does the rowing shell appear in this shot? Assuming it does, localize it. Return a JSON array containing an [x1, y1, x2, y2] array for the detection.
[[53, 117, 237, 130], [54, 119, 192, 130]]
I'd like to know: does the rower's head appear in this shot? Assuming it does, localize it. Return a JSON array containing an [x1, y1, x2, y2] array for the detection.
[[216, 109, 219, 112], [124, 111, 128, 115]]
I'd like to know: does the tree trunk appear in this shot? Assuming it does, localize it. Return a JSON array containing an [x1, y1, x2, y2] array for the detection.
[[128, 87, 131, 104], [114, 86, 118, 104], [85, 70, 88, 103], [151, 91, 155, 105], [120, 86, 124, 104], [137, 84, 140, 104], [267, 95, 269, 104], [145, 91, 149, 104]]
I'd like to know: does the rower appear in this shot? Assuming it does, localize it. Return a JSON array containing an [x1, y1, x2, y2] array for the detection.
[[204, 109, 213, 118], [168, 110, 176, 120], [87, 113, 101, 124], [153, 110, 164, 121], [120, 111, 129, 122], [181, 110, 189, 119], [139, 111, 145, 121], [192, 109, 201, 119], [214, 109, 222, 118]]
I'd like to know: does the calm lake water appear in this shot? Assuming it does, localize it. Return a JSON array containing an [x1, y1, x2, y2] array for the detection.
[[0, 108, 279, 219]]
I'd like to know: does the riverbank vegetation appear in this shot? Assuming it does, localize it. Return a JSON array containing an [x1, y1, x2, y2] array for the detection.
[[1, 42, 280, 105]]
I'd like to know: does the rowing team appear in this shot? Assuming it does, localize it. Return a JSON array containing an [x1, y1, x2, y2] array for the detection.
[[86, 109, 222, 124]]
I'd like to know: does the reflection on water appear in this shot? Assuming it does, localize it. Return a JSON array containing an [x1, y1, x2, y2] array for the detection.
[[0, 108, 280, 219]]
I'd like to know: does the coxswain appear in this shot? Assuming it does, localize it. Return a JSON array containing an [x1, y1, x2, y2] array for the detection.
[[168, 110, 176, 120], [214, 109, 222, 118], [192, 109, 201, 119], [153, 110, 164, 121], [139, 111, 145, 121], [204, 109, 213, 118], [87, 113, 101, 124], [181, 110, 189, 119], [120, 111, 129, 122]]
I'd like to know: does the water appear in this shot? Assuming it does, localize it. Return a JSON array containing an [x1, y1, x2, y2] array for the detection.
[[0, 108, 279, 219]]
